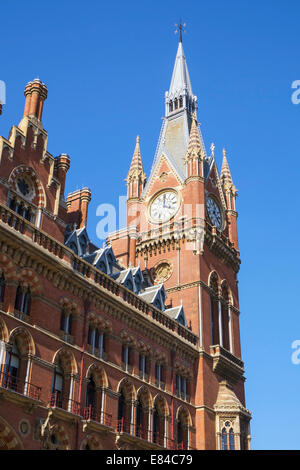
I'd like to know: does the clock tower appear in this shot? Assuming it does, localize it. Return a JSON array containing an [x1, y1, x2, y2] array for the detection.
[[108, 34, 251, 450]]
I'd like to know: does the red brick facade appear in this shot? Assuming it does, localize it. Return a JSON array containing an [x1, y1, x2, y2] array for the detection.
[[0, 41, 251, 451]]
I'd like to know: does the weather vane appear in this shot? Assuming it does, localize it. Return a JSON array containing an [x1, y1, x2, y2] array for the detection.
[[174, 20, 186, 43]]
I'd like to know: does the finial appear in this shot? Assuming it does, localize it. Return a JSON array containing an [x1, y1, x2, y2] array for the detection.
[[210, 143, 215, 157], [223, 148, 227, 159], [174, 20, 186, 43], [136, 135, 140, 143]]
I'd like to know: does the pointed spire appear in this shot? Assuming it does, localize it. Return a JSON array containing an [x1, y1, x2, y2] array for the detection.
[[126, 136, 146, 199], [185, 114, 205, 179], [168, 41, 193, 99], [186, 114, 203, 156], [220, 149, 233, 185], [127, 136, 145, 178]]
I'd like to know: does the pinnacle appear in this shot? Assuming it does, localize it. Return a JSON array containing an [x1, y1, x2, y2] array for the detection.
[[186, 114, 203, 155], [126, 135, 146, 182], [220, 148, 233, 185]]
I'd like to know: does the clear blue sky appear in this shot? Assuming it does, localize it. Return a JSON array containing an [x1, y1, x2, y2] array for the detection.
[[1, 0, 300, 450]]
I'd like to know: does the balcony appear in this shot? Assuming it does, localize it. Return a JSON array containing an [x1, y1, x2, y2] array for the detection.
[[83, 405, 112, 427], [0, 371, 41, 403], [48, 392, 81, 420], [210, 345, 245, 382]]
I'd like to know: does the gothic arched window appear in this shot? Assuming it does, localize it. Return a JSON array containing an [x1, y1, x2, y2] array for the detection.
[[60, 309, 72, 334], [3, 341, 20, 392], [209, 273, 219, 345], [221, 427, 228, 450], [14, 285, 31, 315]]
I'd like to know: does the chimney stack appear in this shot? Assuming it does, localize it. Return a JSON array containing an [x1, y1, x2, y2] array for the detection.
[[23, 78, 48, 121], [66, 188, 92, 229]]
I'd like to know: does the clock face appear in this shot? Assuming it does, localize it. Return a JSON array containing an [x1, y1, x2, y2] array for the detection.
[[149, 191, 179, 223], [206, 196, 223, 230]]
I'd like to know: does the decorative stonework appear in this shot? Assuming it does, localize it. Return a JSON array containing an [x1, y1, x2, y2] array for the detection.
[[151, 260, 173, 284]]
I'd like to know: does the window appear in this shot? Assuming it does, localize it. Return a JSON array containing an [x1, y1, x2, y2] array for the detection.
[[14, 285, 31, 315], [86, 377, 96, 408], [135, 397, 144, 438], [176, 375, 188, 400], [3, 342, 20, 392], [222, 428, 228, 450], [60, 309, 72, 334], [88, 326, 106, 358], [122, 345, 132, 371], [221, 423, 235, 450], [51, 364, 64, 408], [155, 363, 164, 388], [8, 197, 35, 223], [139, 354, 148, 380], [169, 101, 173, 112]]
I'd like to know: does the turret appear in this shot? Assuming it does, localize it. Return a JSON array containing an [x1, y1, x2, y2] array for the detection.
[[220, 149, 239, 250], [23, 78, 48, 122]]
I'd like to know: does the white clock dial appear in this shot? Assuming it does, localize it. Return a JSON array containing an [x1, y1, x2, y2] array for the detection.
[[206, 197, 223, 230], [150, 191, 179, 223]]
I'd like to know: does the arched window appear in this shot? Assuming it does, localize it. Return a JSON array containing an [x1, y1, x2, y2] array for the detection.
[[229, 428, 235, 450], [0, 272, 5, 303], [86, 377, 96, 408], [176, 408, 191, 449], [152, 405, 160, 444], [177, 417, 183, 446], [169, 101, 173, 112], [14, 285, 31, 315], [155, 363, 165, 389], [3, 341, 20, 392], [88, 325, 106, 358], [174, 98, 178, 110], [122, 344, 132, 372], [221, 422, 235, 450], [60, 309, 72, 335], [209, 273, 219, 345], [135, 397, 144, 438], [221, 427, 228, 450], [221, 283, 231, 351], [117, 389, 131, 433], [139, 353, 149, 380], [51, 363, 64, 408], [179, 96, 183, 108]]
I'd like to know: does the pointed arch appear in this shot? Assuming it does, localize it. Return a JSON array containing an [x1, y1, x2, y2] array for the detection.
[[86, 363, 108, 388], [176, 405, 192, 426], [0, 317, 9, 343], [153, 394, 169, 417], [137, 385, 153, 409], [52, 348, 78, 375], [9, 326, 35, 356], [117, 377, 136, 401], [8, 165, 46, 208]]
